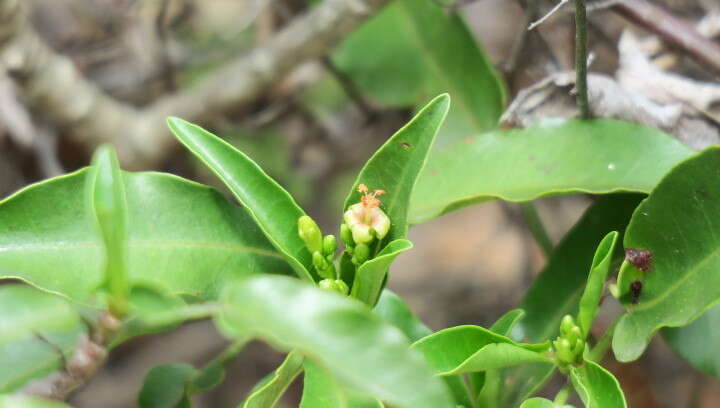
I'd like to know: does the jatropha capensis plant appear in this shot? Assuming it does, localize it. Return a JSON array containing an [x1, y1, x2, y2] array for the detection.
[[2, 92, 720, 408]]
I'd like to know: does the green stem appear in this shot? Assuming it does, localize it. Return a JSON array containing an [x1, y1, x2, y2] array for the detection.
[[588, 316, 619, 363], [553, 382, 572, 406], [574, 0, 590, 119], [519, 202, 553, 257]]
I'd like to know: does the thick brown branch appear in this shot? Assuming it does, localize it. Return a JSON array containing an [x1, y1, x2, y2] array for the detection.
[[0, 0, 389, 168], [612, 0, 720, 73]]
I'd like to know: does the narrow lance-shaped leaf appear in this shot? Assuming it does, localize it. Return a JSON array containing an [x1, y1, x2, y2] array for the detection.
[[577, 231, 618, 338], [351, 240, 412, 306], [0, 285, 85, 392], [410, 119, 692, 224], [569, 360, 627, 408], [412, 325, 552, 376], [87, 145, 129, 316], [219, 276, 454, 408], [614, 148, 720, 362], [344, 94, 449, 305], [168, 117, 314, 282], [0, 170, 291, 302], [240, 350, 304, 408], [344, 93, 450, 241]]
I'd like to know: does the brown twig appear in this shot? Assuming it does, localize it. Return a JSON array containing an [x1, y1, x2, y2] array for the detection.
[[612, 0, 720, 73], [0, 0, 391, 169]]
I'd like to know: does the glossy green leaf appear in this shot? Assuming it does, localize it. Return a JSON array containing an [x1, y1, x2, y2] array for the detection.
[[138, 363, 196, 408], [87, 145, 129, 316], [344, 94, 450, 242], [569, 360, 627, 408], [334, 0, 504, 137], [190, 340, 246, 394], [0, 170, 291, 302], [374, 289, 431, 342], [373, 290, 471, 407], [351, 240, 413, 306], [475, 309, 528, 406], [240, 350, 303, 408], [220, 276, 453, 408], [490, 309, 525, 338], [300, 361, 383, 408], [663, 303, 720, 378], [412, 325, 552, 376], [410, 119, 692, 224], [614, 148, 720, 361], [577, 231, 618, 338], [502, 194, 642, 408], [0, 284, 85, 392], [520, 397, 574, 408], [0, 395, 73, 407], [168, 117, 313, 282]]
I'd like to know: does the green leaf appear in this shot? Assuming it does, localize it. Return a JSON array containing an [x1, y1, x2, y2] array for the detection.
[[220, 276, 454, 408], [569, 360, 627, 408], [412, 325, 552, 376], [502, 194, 642, 408], [351, 240, 413, 306], [490, 309, 525, 338], [240, 350, 304, 408], [374, 289, 431, 342], [614, 148, 720, 362], [300, 360, 383, 408], [520, 397, 574, 408], [0, 284, 85, 392], [344, 94, 450, 242], [138, 363, 196, 408], [577, 231, 618, 338], [87, 145, 129, 316], [0, 394, 73, 407], [0, 170, 291, 302], [334, 0, 504, 137], [168, 117, 314, 282], [190, 340, 246, 394], [373, 290, 471, 408], [663, 303, 720, 378], [410, 119, 693, 224]]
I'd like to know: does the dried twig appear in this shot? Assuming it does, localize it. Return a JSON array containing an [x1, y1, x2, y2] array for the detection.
[[574, 0, 590, 119], [0, 0, 390, 168], [612, 0, 720, 73]]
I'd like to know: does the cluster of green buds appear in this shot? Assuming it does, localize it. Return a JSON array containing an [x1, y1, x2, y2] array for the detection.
[[341, 184, 391, 265], [553, 315, 585, 367], [298, 215, 337, 280], [319, 278, 349, 295]]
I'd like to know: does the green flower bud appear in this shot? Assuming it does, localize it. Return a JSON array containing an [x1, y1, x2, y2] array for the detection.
[[298, 216, 323, 253], [313, 251, 329, 271], [571, 338, 585, 361], [560, 315, 575, 336], [553, 338, 575, 365], [323, 235, 337, 257], [352, 243, 370, 265], [340, 223, 354, 248], [568, 326, 582, 344], [334, 280, 349, 295], [319, 279, 349, 295]]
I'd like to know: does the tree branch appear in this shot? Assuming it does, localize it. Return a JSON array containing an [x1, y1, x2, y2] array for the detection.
[[612, 0, 720, 74], [0, 0, 390, 168]]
